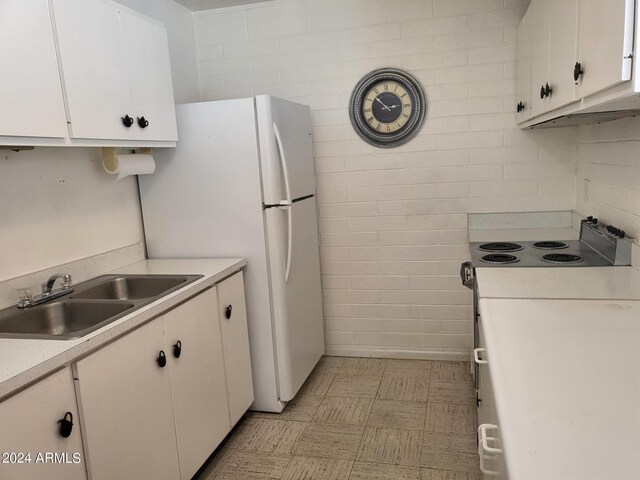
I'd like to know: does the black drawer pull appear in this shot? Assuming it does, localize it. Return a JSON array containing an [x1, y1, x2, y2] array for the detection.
[[173, 340, 182, 358], [225, 305, 232, 319], [156, 350, 167, 368]]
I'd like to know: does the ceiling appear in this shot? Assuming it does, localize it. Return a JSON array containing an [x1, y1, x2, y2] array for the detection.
[[173, 0, 273, 11]]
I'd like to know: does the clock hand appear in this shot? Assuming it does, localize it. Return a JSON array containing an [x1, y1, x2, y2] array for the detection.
[[388, 105, 400, 109], [375, 97, 391, 111]]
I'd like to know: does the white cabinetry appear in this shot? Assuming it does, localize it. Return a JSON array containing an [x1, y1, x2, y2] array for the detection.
[[515, 11, 533, 122], [517, 0, 638, 127], [75, 282, 251, 480], [51, 0, 177, 142], [0, 0, 68, 139], [576, 0, 635, 98], [74, 317, 180, 480], [217, 271, 254, 425], [0, 368, 86, 480]]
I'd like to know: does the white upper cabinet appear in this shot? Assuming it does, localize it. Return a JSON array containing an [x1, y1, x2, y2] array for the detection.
[[517, 0, 638, 127], [121, 9, 178, 141], [529, 0, 579, 119], [515, 9, 533, 122], [0, 0, 68, 139], [547, 0, 579, 111], [50, 0, 178, 142], [576, 0, 635, 99]]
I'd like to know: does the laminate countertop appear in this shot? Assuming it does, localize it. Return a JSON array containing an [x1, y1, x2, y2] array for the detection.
[[479, 298, 640, 480], [0, 258, 246, 401], [475, 266, 640, 300]]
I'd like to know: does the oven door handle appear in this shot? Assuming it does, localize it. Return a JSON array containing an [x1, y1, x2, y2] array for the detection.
[[460, 261, 473, 289]]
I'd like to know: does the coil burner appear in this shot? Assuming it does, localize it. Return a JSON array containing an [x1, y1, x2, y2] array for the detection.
[[532, 241, 569, 250], [542, 253, 582, 264], [480, 254, 520, 265], [478, 242, 523, 252]]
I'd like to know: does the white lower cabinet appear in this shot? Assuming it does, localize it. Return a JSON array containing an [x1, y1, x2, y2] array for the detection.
[[0, 367, 86, 480], [217, 271, 254, 425], [75, 279, 252, 480], [74, 315, 181, 480]]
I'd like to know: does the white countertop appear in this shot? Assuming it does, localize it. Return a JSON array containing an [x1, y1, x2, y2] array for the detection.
[[479, 298, 640, 480], [476, 266, 640, 300], [0, 258, 246, 401]]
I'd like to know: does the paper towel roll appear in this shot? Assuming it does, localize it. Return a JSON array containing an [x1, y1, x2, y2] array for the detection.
[[103, 153, 156, 181]]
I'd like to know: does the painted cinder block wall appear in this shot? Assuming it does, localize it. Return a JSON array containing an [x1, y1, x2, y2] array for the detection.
[[193, 0, 578, 359]]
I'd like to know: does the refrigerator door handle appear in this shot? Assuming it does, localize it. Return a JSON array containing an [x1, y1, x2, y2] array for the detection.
[[273, 122, 292, 204], [273, 122, 293, 283]]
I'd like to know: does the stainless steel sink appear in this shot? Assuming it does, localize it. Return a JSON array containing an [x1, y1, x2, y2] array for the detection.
[[0, 274, 203, 340], [71, 275, 193, 300], [0, 301, 134, 339]]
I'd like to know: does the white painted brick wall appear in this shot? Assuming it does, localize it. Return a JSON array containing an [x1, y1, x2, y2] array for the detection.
[[194, 0, 577, 360], [577, 117, 640, 238]]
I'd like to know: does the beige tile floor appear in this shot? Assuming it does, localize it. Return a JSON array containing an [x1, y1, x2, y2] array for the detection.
[[196, 357, 481, 480]]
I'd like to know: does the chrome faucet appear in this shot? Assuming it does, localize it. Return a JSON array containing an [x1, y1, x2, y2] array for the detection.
[[17, 273, 74, 308]]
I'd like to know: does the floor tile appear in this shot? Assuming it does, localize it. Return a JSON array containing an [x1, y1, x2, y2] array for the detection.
[[281, 455, 352, 480], [340, 357, 387, 376], [421, 468, 481, 480], [377, 376, 429, 402], [384, 359, 432, 377], [196, 446, 235, 479], [428, 382, 475, 405], [258, 395, 323, 422], [367, 399, 427, 431], [430, 362, 472, 384], [232, 418, 308, 455], [314, 396, 374, 425], [424, 403, 476, 436], [350, 461, 421, 480], [356, 427, 423, 467], [328, 374, 381, 398], [419, 451, 481, 475], [421, 433, 477, 455], [298, 371, 336, 396], [212, 451, 291, 480], [314, 356, 345, 374], [295, 423, 365, 460]]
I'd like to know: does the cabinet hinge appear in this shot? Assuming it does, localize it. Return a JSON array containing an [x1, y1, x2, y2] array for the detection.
[[624, 53, 634, 59]]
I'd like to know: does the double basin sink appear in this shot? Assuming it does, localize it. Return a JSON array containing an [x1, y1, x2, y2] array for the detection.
[[0, 274, 202, 340]]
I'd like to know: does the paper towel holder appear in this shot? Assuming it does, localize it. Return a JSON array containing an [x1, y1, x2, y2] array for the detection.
[[102, 147, 153, 172]]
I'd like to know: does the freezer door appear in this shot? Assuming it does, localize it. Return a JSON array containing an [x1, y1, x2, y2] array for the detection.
[[256, 95, 316, 204], [264, 196, 325, 401]]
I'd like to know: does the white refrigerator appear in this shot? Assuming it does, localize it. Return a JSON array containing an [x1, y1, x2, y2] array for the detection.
[[138, 96, 325, 412]]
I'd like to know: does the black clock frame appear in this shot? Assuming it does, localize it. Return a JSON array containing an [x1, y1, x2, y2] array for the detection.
[[349, 68, 427, 148]]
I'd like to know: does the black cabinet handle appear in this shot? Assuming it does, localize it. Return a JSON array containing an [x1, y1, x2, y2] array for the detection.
[[58, 412, 73, 438], [573, 61, 584, 82], [540, 85, 545, 99], [225, 305, 233, 319], [121, 115, 134, 127], [544, 83, 552, 98], [137, 116, 149, 128], [516, 101, 525, 113], [173, 340, 182, 358], [156, 350, 167, 368]]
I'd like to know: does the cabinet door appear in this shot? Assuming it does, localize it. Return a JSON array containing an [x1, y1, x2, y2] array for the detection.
[[51, 0, 133, 140], [547, 0, 579, 111], [75, 319, 180, 480], [576, 0, 634, 98], [120, 10, 178, 142], [515, 9, 533, 123], [0, 368, 86, 480], [0, 0, 67, 139], [217, 271, 254, 426], [530, 0, 551, 117], [163, 288, 230, 480]]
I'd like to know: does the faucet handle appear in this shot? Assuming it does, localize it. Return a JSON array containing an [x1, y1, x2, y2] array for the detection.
[[62, 274, 72, 289], [17, 288, 33, 308], [41, 283, 49, 296]]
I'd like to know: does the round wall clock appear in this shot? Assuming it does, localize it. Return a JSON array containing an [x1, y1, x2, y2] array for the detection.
[[349, 68, 427, 148]]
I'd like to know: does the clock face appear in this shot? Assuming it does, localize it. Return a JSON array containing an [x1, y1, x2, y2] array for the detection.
[[349, 69, 426, 148]]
